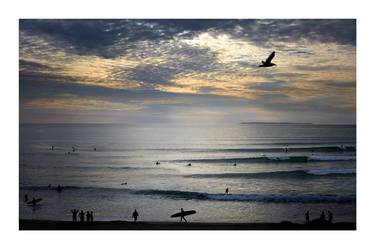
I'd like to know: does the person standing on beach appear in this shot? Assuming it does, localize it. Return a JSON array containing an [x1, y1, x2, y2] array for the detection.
[[90, 211, 94, 223], [304, 211, 310, 223], [328, 210, 333, 223], [180, 208, 187, 223], [320, 211, 326, 221], [86, 211, 91, 223], [71, 209, 78, 223], [79, 210, 85, 223], [225, 188, 229, 194], [132, 209, 139, 223]]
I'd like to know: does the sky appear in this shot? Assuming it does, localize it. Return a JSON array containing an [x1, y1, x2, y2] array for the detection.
[[19, 19, 356, 124]]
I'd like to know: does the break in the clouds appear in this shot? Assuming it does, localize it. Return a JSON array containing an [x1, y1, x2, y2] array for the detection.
[[19, 19, 356, 124]]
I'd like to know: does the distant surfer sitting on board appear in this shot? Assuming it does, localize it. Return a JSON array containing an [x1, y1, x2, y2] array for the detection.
[[180, 208, 187, 223], [132, 209, 139, 223]]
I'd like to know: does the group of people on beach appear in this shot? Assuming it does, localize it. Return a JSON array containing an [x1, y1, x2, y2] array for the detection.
[[305, 210, 333, 224], [71, 209, 94, 224]]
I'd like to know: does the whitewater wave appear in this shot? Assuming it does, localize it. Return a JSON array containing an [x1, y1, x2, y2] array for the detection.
[[19, 186, 355, 204], [176, 155, 356, 164], [187, 168, 356, 179]]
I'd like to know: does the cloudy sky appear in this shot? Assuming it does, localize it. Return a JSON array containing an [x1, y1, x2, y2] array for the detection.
[[19, 19, 356, 124]]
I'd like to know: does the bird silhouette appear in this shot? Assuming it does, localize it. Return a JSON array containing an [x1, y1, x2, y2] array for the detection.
[[259, 51, 276, 67]]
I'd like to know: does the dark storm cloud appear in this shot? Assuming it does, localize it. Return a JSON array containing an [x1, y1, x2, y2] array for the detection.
[[20, 19, 356, 58]]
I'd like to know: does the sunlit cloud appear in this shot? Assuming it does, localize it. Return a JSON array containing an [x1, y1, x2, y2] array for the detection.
[[19, 19, 356, 124]]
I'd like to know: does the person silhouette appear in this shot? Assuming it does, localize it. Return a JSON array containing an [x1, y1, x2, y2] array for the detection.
[[79, 210, 85, 224], [328, 210, 333, 223], [132, 209, 139, 223], [90, 211, 94, 223], [94, 147, 96, 151], [225, 188, 229, 194], [180, 208, 187, 223], [320, 211, 326, 221], [57, 185, 62, 192], [304, 211, 310, 223], [86, 211, 90, 223], [71, 209, 78, 223], [24, 194, 28, 202]]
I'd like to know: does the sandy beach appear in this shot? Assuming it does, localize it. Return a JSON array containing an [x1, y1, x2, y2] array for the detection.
[[19, 219, 355, 230]]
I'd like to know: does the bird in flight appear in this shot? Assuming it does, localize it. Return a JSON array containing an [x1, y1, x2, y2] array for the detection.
[[259, 51, 276, 67]]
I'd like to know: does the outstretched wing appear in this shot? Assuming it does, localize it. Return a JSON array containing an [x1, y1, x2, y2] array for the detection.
[[265, 51, 275, 64]]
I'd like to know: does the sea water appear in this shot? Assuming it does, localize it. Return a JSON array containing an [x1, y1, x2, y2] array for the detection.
[[19, 123, 356, 223]]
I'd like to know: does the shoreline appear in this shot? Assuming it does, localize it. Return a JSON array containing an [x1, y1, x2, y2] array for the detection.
[[19, 219, 356, 230]]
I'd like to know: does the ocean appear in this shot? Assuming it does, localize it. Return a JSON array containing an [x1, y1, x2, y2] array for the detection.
[[19, 123, 356, 223]]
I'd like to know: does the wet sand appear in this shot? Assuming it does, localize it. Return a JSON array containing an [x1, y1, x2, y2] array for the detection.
[[19, 219, 356, 230]]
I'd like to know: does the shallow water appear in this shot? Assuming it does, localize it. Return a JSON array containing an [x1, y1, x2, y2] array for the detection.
[[19, 123, 356, 223]]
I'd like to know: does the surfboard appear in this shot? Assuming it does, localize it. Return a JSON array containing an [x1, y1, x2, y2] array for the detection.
[[27, 198, 43, 205], [170, 210, 196, 218]]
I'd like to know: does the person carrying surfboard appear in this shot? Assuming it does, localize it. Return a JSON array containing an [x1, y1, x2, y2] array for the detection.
[[180, 208, 187, 223]]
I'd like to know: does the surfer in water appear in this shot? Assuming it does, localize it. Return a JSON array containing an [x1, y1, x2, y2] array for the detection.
[[24, 194, 28, 202], [132, 209, 139, 223], [225, 188, 229, 194], [180, 208, 187, 223], [57, 184, 62, 192], [156, 161, 160, 165]]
